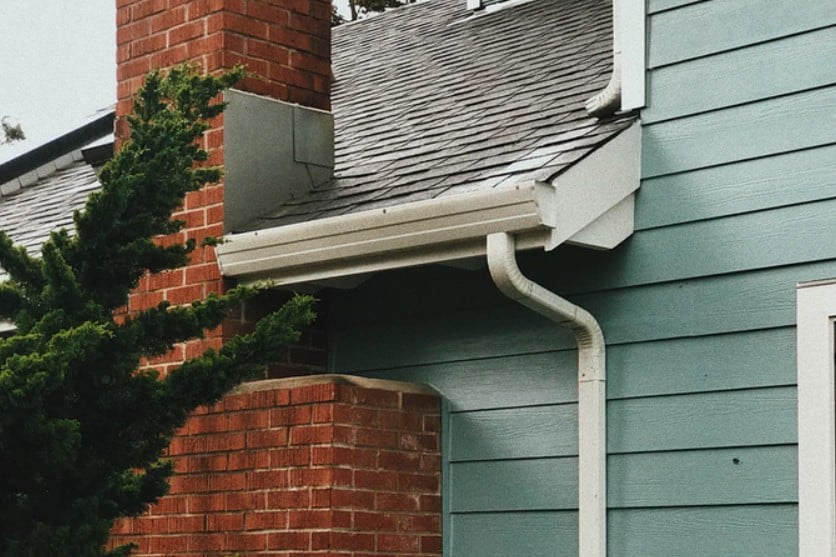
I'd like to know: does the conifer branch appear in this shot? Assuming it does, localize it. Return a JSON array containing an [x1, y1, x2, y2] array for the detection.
[[0, 65, 314, 556]]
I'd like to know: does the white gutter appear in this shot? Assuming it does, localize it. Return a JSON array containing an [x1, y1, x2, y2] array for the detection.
[[585, 0, 646, 117], [487, 231, 606, 557], [218, 122, 641, 287], [218, 182, 555, 286]]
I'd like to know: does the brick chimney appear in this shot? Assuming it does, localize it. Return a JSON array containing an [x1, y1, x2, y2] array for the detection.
[[116, 0, 332, 136], [115, 0, 333, 374], [111, 12, 442, 557]]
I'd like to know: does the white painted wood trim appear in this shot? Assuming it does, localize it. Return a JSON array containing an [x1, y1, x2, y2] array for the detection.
[[619, 0, 646, 111], [797, 279, 836, 557], [551, 121, 641, 249]]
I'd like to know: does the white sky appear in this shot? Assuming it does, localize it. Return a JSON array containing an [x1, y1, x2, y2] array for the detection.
[[0, 1, 117, 163], [0, 1, 352, 165]]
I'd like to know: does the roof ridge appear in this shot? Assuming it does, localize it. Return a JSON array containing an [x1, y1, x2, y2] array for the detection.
[[0, 109, 113, 185]]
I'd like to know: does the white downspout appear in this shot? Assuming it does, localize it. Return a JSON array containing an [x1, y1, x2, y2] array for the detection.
[[487, 232, 607, 557], [585, 0, 623, 118], [585, 0, 646, 118]]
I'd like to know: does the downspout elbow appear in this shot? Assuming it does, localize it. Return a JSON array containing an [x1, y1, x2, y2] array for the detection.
[[585, 59, 622, 119], [486, 232, 605, 381], [586, 0, 624, 119], [487, 231, 607, 557]]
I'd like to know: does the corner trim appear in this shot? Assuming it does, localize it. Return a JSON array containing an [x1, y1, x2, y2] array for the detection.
[[797, 278, 836, 556]]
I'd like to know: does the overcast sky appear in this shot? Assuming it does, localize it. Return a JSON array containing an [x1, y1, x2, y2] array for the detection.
[[0, 1, 117, 163], [0, 1, 352, 164]]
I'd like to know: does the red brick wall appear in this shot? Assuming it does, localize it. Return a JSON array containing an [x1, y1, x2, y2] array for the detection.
[[116, 0, 331, 129], [222, 290, 329, 379], [110, 376, 442, 556], [115, 0, 332, 374]]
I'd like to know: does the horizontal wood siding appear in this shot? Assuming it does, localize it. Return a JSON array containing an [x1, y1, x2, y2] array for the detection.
[[642, 85, 835, 178], [646, 0, 702, 15], [450, 512, 578, 556], [451, 446, 797, 511], [608, 506, 797, 557], [644, 27, 836, 122], [328, 3, 835, 555], [648, 0, 834, 67], [636, 144, 836, 229], [452, 506, 798, 557]]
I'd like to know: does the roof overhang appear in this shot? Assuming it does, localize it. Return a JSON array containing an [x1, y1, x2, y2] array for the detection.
[[217, 121, 641, 288]]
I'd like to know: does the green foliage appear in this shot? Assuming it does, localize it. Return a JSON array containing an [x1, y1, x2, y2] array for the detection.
[[1, 116, 25, 145], [0, 65, 315, 556], [331, 4, 346, 26], [341, 0, 415, 23]]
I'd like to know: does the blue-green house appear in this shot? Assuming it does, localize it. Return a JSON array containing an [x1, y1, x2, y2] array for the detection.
[[1, 0, 834, 554], [216, 0, 836, 555]]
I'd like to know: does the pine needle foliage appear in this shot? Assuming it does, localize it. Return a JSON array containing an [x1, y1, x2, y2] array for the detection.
[[0, 66, 315, 556]]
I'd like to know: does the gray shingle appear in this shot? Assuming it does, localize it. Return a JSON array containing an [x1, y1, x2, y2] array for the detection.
[[249, 0, 637, 231], [2, 0, 637, 255], [0, 160, 99, 281]]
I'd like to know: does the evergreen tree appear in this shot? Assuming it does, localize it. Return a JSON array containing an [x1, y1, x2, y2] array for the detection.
[[0, 66, 314, 556], [335, 0, 415, 24]]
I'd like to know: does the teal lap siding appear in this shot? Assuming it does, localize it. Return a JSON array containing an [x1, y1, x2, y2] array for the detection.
[[329, 2, 836, 555]]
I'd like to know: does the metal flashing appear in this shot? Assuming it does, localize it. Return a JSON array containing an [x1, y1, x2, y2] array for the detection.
[[223, 89, 334, 232]]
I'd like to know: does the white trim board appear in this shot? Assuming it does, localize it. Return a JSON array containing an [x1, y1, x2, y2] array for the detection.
[[797, 278, 836, 557], [618, 0, 646, 111]]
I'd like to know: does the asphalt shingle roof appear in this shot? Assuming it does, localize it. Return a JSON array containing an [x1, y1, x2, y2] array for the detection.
[[250, 0, 636, 230], [0, 155, 100, 281], [0, 0, 636, 259]]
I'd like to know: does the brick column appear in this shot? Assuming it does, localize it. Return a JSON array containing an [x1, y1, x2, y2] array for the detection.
[[110, 375, 442, 556]]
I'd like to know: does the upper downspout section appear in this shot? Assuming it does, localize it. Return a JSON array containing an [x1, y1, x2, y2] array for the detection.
[[487, 233, 605, 380], [585, 0, 646, 118]]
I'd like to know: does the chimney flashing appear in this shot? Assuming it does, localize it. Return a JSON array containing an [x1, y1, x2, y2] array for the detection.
[[223, 89, 334, 233]]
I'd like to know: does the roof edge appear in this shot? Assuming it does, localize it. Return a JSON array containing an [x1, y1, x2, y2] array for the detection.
[[0, 110, 114, 184], [217, 182, 555, 286], [216, 121, 642, 288]]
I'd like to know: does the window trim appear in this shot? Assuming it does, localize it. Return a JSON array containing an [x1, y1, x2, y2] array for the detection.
[[797, 278, 836, 555]]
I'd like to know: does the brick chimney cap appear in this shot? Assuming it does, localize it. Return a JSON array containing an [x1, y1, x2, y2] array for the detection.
[[231, 373, 438, 396]]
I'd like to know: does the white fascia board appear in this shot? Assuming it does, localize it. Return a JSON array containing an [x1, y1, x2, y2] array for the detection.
[[217, 182, 555, 286], [557, 120, 642, 249]]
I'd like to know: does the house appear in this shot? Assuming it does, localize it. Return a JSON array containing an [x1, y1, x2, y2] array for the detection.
[[1, 0, 834, 555]]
